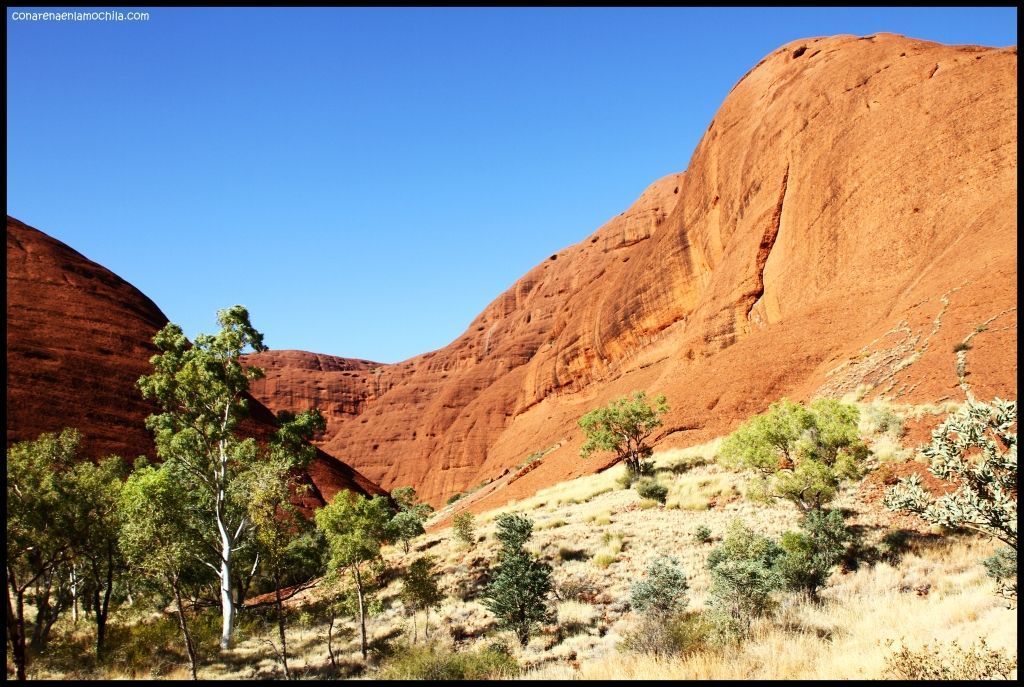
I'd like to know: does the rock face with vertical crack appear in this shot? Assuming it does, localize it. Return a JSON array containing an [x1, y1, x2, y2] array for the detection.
[[245, 34, 1016, 509], [5, 217, 386, 508]]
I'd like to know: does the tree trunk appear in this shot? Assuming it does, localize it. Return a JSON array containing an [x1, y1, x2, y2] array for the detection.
[[215, 507, 236, 650], [29, 571, 53, 650], [6, 576, 27, 681], [171, 576, 198, 680], [353, 566, 367, 660], [326, 613, 337, 670], [274, 573, 290, 680], [70, 565, 79, 625], [93, 545, 115, 661]]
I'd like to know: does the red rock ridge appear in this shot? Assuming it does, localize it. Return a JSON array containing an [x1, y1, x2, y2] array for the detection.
[[5, 216, 385, 507], [246, 34, 1017, 510]]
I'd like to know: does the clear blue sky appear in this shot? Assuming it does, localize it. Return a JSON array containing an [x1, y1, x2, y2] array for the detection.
[[6, 7, 1017, 363]]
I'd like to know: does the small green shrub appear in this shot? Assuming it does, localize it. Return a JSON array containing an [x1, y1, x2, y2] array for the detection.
[[619, 611, 712, 658], [635, 478, 669, 503], [694, 525, 713, 544], [447, 492, 464, 505], [705, 520, 783, 640], [883, 639, 1015, 680], [594, 553, 616, 568], [776, 508, 852, 598], [377, 641, 519, 679], [630, 556, 689, 616], [452, 511, 476, 547], [983, 546, 1017, 599]]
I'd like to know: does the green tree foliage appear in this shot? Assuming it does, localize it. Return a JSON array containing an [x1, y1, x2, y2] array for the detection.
[[315, 491, 392, 659], [242, 409, 326, 680], [119, 462, 212, 679], [64, 455, 129, 660], [579, 392, 669, 478], [388, 486, 434, 554], [452, 511, 477, 548], [6, 429, 80, 680], [775, 509, 852, 599], [630, 556, 689, 617], [720, 398, 867, 512], [705, 520, 783, 640], [884, 398, 1017, 597], [137, 305, 270, 650], [482, 513, 553, 646], [400, 556, 444, 643]]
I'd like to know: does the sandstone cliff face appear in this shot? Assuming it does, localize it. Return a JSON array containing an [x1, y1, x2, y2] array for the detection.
[[246, 34, 1017, 509], [5, 217, 385, 507]]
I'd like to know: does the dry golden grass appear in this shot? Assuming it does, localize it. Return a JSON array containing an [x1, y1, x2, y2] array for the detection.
[[525, 536, 1016, 680], [22, 427, 1017, 680]]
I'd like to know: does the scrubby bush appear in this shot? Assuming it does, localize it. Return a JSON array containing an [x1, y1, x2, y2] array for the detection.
[[554, 571, 600, 603], [635, 478, 669, 503], [694, 525, 713, 544], [885, 398, 1016, 597], [705, 520, 783, 640], [452, 511, 476, 547], [983, 546, 1017, 599], [776, 508, 852, 599], [619, 611, 712, 658], [861, 402, 904, 438], [377, 641, 519, 679], [481, 513, 553, 646], [883, 638, 1015, 680], [721, 398, 867, 512], [447, 492, 464, 505], [630, 556, 688, 616]]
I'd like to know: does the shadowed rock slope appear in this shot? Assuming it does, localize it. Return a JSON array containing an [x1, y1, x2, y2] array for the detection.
[[6, 216, 385, 508], [245, 34, 1017, 509]]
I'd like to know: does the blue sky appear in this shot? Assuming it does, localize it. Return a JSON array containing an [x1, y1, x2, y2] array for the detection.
[[6, 7, 1017, 362]]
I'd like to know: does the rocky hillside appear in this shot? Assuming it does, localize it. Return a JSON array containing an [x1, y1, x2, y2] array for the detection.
[[244, 33, 1017, 507], [5, 217, 385, 508]]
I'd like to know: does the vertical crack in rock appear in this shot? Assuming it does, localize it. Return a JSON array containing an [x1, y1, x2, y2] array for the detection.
[[746, 164, 790, 322]]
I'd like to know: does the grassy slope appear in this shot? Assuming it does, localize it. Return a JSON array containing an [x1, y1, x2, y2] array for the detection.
[[25, 402, 1017, 680]]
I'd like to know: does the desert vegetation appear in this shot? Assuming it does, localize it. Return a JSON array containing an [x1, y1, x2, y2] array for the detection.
[[6, 323, 1018, 681]]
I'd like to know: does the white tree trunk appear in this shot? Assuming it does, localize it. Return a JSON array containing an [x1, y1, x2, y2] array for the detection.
[[218, 514, 235, 649]]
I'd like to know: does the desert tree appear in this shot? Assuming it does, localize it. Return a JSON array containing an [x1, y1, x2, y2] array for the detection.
[[138, 304, 273, 649], [720, 398, 867, 512], [481, 513, 553, 647], [579, 392, 669, 482], [315, 491, 392, 659], [885, 398, 1017, 597], [119, 461, 213, 680], [243, 409, 326, 680], [399, 556, 444, 643], [6, 429, 80, 680], [64, 454, 129, 660], [388, 486, 434, 554]]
